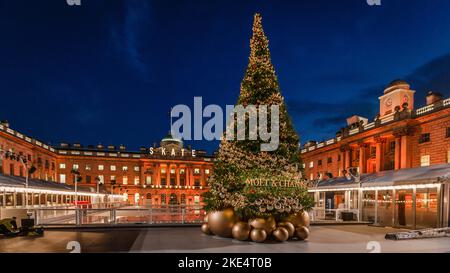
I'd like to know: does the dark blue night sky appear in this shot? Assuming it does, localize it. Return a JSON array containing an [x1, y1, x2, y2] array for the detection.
[[1, 0, 450, 154]]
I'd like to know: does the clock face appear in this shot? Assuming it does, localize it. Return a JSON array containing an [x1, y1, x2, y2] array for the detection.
[[385, 97, 392, 107], [403, 95, 409, 103]]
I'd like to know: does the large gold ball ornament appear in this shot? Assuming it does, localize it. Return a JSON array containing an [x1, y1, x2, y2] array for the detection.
[[201, 223, 212, 235], [248, 216, 276, 235], [278, 222, 295, 238], [295, 226, 310, 240], [208, 208, 237, 238], [288, 211, 310, 227], [273, 227, 289, 242], [231, 222, 251, 241], [250, 228, 267, 243]]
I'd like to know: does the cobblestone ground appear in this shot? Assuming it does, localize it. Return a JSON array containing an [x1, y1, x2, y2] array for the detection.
[[1, 225, 450, 253]]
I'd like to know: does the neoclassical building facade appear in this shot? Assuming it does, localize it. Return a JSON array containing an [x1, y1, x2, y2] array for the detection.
[[0, 122, 213, 207]]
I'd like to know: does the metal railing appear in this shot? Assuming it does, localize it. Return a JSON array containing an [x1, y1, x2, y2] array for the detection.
[[310, 207, 360, 222], [32, 205, 206, 226]]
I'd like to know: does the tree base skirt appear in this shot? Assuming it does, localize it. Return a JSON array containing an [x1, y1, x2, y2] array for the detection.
[[202, 209, 310, 243]]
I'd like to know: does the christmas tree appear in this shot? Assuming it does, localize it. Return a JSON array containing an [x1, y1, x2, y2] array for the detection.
[[203, 13, 313, 221]]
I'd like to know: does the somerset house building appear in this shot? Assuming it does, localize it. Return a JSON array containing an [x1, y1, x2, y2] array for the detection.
[[302, 80, 450, 229], [0, 121, 213, 210]]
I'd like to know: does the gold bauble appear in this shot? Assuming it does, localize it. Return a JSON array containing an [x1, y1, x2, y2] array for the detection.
[[208, 208, 237, 238], [248, 216, 276, 235], [278, 222, 295, 238], [273, 227, 289, 242], [201, 223, 212, 235], [287, 211, 310, 227], [295, 226, 310, 240], [232, 222, 251, 241], [250, 228, 267, 243]]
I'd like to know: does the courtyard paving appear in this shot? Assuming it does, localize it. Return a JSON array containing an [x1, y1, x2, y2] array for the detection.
[[1, 225, 449, 253]]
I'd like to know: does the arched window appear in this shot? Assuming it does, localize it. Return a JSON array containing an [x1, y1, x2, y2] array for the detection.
[[134, 193, 140, 204], [146, 193, 151, 199], [169, 193, 177, 205]]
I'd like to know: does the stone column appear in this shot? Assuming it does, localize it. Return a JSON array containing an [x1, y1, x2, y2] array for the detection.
[[394, 137, 401, 170], [358, 142, 368, 174], [201, 166, 206, 187], [341, 144, 351, 171], [176, 165, 180, 187], [156, 163, 160, 186], [375, 137, 386, 173], [400, 135, 411, 169], [166, 164, 170, 186]]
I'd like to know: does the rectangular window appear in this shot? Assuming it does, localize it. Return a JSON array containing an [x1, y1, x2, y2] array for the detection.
[[389, 141, 396, 152], [85, 164, 91, 171], [59, 163, 66, 169], [146, 176, 152, 185], [122, 166, 128, 171], [134, 176, 140, 185], [110, 165, 116, 171], [123, 176, 128, 185], [134, 166, 140, 172], [110, 175, 116, 182], [205, 169, 210, 174], [309, 161, 314, 168], [170, 178, 175, 186], [98, 175, 104, 183], [60, 174, 66, 183], [194, 179, 200, 187], [194, 168, 200, 174], [180, 168, 185, 174], [161, 178, 167, 186], [86, 175, 91, 183], [98, 165, 104, 171], [170, 168, 175, 174], [420, 155, 430, 167], [327, 157, 332, 164], [419, 133, 430, 144], [161, 168, 166, 174], [318, 160, 322, 166], [73, 164, 79, 170]]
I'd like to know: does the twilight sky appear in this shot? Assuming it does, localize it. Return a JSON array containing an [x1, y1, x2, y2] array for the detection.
[[1, 0, 450, 154]]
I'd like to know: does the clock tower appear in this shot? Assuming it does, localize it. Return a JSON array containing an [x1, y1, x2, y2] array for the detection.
[[379, 80, 415, 117]]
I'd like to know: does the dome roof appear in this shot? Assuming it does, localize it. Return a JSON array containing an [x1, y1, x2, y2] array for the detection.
[[160, 131, 183, 148], [387, 79, 409, 88], [384, 79, 410, 94]]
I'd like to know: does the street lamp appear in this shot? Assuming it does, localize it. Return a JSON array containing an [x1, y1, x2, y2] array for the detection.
[[18, 157, 34, 207], [95, 176, 101, 194], [71, 168, 81, 205], [0, 148, 35, 207]]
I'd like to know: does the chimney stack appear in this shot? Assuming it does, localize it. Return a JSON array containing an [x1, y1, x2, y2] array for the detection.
[[426, 91, 443, 105], [1, 120, 9, 128]]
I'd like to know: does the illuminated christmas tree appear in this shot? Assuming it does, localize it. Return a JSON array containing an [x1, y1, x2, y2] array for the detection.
[[203, 13, 313, 221]]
